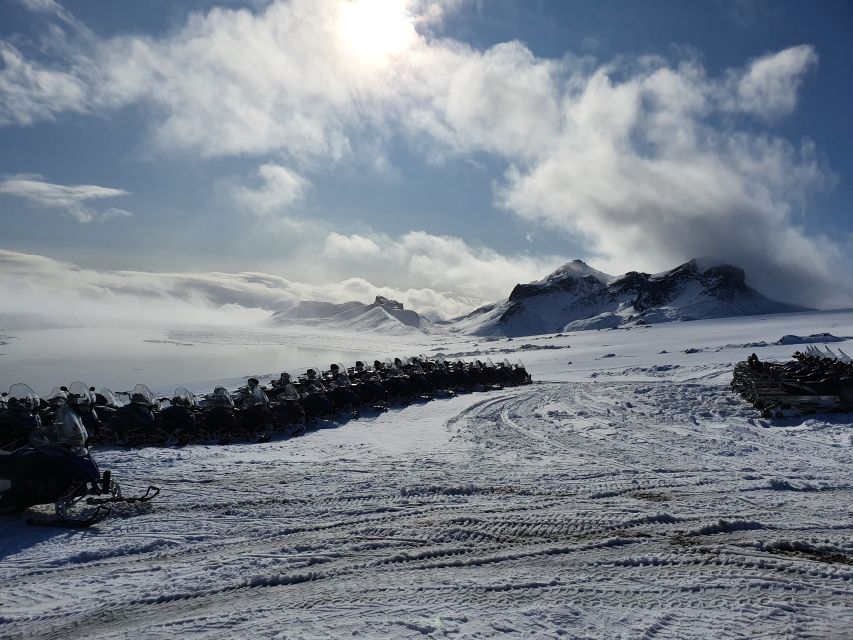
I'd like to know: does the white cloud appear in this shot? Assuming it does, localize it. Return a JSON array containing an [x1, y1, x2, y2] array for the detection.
[[0, 174, 132, 223], [725, 44, 818, 119], [0, 227, 567, 323], [0, 42, 88, 125], [323, 232, 382, 258], [319, 230, 565, 310], [232, 163, 309, 215]]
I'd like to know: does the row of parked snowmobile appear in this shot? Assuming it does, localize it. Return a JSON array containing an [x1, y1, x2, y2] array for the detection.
[[732, 347, 853, 417], [1, 356, 532, 450], [0, 356, 531, 527]]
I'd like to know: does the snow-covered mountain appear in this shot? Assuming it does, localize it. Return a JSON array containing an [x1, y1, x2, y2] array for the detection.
[[268, 296, 433, 334], [452, 258, 808, 337]]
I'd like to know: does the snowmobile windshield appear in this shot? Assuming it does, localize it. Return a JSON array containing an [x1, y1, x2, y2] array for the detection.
[[53, 404, 88, 454], [69, 381, 95, 406], [246, 385, 270, 407], [173, 387, 198, 408], [49, 387, 67, 406], [131, 384, 157, 407], [210, 388, 234, 408], [301, 378, 326, 395], [410, 361, 425, 373], [8, 383, 39, 412], [274, 383, 300, 401], [516, 359, 525, 369], [329, 364, 351, 388], [384, 358, 404, 376], [362, 369, 381, 382], [503, 359, 512, 368], [100, 388, 122, 407]]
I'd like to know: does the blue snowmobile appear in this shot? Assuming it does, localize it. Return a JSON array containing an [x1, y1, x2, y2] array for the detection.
[[0, 383, 158, 527]]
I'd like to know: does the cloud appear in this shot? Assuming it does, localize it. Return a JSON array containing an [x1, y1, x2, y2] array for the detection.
[[725, 44, 818, 119], [0, 42, 89, 125], [0, 224, 567, 322], [0, 241, 559, 324], [319, 230, 565, 310], [17, 0, 86, 29], [232, 163, 309, 215], [323, 232, 381, 258], [0, 174, 132, 222]]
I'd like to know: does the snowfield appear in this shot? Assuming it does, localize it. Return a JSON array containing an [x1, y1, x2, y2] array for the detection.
[[2, 310, 853, 639]]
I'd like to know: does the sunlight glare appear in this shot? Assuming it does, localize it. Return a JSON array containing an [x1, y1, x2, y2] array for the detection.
[[339, 0, 417, 64]]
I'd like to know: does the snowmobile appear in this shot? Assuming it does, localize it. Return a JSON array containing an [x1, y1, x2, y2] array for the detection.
[[232, 380, 274, 442], [198, 387, 237, 444], [67, 381, 102, 442], [103, 384, 160, 446], [732, 352, 853, 417], [157, 388, 201, 446], [0, 384, 43, 451], [380, 358, 418, 403], [269, 374, 307, 435], [402, 358, 434, 400], [349, 363, 389, 412], [0, 388, 158, 527], [324, 364, 361, 416], [512, 360, 533, 385], [448, 360, 475, 392], [92, 387, 120, 439], [297, 369, 335, 422], [424, 357, 456, 397]]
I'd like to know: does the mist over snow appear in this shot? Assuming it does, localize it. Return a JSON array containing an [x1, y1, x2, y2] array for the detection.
[[0, 246, 565, 326]]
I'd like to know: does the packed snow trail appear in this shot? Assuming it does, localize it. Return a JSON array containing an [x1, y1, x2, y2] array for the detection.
[[2, 381, 852, 639]]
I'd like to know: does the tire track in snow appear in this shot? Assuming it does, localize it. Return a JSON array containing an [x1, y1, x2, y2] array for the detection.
[[3, 380, 852, 639]]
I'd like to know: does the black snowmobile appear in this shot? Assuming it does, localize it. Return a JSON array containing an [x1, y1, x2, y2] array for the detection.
[[103, 384, 160, 446], [296, 370, 336, 422], [0, 383, 43, 451], [157, 388, 201, 446], [269, 374, 307, 435], [198, 387, 238, 444], [324, 364, 361, 417], [0, 384, 158, 527]]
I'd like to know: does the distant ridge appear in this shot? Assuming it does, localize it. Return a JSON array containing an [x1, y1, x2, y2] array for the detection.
[[451, 258, 808, 337], [268, 296, 433, 334]]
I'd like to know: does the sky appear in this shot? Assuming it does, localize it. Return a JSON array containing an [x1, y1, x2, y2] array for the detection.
[[0, 0, 851, 322]]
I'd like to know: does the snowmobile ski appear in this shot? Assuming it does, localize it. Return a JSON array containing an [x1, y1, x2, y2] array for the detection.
[[26, 504, 111, 528], [86, 484, 160, 506]]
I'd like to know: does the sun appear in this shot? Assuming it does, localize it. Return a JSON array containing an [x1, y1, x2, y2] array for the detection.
[[338, 0, 418, 64]]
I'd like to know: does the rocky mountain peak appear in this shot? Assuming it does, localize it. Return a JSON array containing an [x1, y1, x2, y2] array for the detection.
[[373, 296, 404, 310]]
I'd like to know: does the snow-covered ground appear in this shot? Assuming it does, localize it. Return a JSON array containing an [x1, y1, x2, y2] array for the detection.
[[2, 310, 853, 639]]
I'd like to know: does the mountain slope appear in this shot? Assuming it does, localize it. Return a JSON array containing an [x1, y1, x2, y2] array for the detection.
[[268, 296, 432, 334], [453, 258, 808, 337]]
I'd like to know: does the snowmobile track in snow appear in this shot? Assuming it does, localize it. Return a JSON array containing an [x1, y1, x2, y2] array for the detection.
[[2, 380, 852, 639]]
